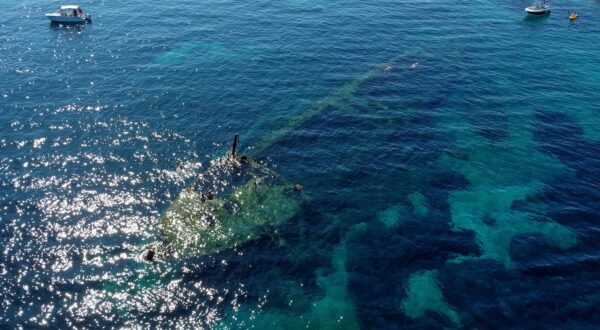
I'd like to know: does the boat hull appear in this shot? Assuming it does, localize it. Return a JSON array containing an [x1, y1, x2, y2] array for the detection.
[[158, 155, 304, 259], [45, 14, 87, 24], [525, 7, 550, 15]]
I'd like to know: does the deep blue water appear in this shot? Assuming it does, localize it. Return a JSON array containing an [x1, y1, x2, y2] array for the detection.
[[1, 0, 600, 328]]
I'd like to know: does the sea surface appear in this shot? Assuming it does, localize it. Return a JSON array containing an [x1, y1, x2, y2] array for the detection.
[[1, 0, 600, 328]]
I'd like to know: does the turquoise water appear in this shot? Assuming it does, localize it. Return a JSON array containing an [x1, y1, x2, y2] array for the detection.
[[1, 0, 600, 328]]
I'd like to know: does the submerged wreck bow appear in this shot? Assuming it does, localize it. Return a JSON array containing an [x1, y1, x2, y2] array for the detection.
[[146, 135, 303, 260]]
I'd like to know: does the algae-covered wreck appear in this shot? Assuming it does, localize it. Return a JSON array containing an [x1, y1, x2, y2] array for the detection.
[[143, 135, 303, 260], [142, 50, 422, 261]]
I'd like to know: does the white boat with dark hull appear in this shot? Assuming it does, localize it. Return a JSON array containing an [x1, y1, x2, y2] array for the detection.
[[525, 0, 551, 15], [45, 5, 91, 24]]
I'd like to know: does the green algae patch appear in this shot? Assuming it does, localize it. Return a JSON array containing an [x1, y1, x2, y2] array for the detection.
[[401, 270, 461, 326], [216, 224, 363, 330], [378, 204, 411, 228], [567, 104, 600, 143], [408, 192, 428, 218], [448, 185, 577, 267], [440, 131, 578, 267], [156, 41, 225, 64], [307, 227, 361, 330]]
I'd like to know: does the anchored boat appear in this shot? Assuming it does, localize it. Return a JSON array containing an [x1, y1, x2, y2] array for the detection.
[[525, 0, 550, 15], [45, 5, 91, 24]]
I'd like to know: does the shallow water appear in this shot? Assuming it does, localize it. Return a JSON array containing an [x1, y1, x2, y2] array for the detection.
[[1, 0, 600, 328]]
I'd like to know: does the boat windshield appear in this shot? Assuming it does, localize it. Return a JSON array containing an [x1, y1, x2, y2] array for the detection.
[[59, 7, 83, 16], [532, 0, 549, 7]]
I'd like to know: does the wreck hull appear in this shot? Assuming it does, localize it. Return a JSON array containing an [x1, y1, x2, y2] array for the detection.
[[157, 157, 302, 258]]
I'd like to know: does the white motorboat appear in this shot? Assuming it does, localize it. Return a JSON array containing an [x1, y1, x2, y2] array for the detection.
[[525, 0, 550, 15], [45, 5, 91, 24]]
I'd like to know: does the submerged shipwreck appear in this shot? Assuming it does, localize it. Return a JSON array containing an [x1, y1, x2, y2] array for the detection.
[[143, 135, 303, 261], [142, 50, 421, 261]]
